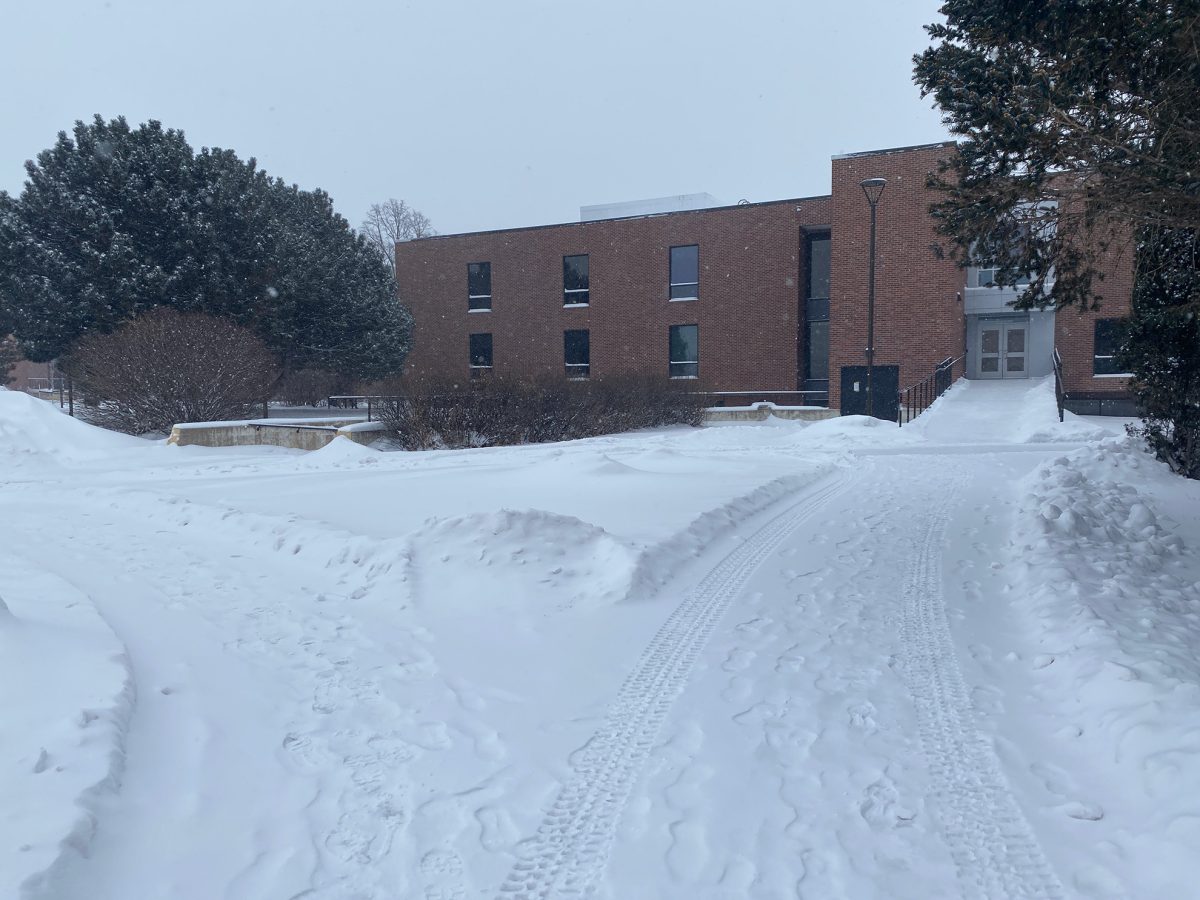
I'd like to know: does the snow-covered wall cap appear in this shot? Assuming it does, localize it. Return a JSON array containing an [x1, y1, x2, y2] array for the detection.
[[580, 193, 720, 221]]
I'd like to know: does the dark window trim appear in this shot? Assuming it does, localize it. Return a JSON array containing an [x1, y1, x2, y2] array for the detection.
[[1093, 317, 1132, 377], [468, 332, 493, 372], [563, 253, 590, 307], [564, 328, 590, 379], [669, 244, 700, 301], [468, 261, 492, 312], [668, 323, 700, 379], [804, 230, 831, 302]]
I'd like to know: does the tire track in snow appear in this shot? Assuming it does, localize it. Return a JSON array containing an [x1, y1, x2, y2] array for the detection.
[[901, 461, 1064, 899], [497, 470, 850, 899]]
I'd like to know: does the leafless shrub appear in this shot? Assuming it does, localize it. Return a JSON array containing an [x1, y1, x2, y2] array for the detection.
[[65, 309, 279, 434], [378, 374, 707, 450]]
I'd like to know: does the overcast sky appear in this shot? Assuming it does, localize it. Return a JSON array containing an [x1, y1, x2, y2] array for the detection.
[[1, 0, 950, 236]]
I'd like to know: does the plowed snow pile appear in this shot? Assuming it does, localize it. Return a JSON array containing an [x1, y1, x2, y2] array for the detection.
[[1012, 438, 1200, 896], [0, 389, 139, 468], [410, 509, 638, 613]]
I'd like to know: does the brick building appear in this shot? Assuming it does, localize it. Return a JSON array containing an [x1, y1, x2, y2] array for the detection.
[[396, 142, 1135, 417]]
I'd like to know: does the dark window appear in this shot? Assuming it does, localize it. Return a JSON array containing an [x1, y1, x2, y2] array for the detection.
[[1094, 318, 1129, 375], [972, 218, 1042, 287], [804, 320, 829, 385], [806, 233, 831, 300], [563, 255, 590, 306], [469, 332, 493, 372], [669, 324, 699, 378], [803, 232, 831, 405], [669, 245, 699, 300], [468, 262, 492, 311], [564, 329, 590, 378]]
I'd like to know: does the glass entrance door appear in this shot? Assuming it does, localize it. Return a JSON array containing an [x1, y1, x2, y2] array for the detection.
[[978, 322, 1028, 378]]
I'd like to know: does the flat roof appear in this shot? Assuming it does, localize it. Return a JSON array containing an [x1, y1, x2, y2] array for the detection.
[[405, 194, 832, 244], [831, 140, 956, 161]]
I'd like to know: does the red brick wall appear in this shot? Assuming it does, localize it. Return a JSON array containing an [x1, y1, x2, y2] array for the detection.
[[396, 198, 831, 395], [4, 357, 59, 393], [1053, 229, 1136, 396], [828, 143, 966, 410]]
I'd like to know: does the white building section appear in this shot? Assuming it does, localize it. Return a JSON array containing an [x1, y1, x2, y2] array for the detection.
[[580, 193, 721, 221]]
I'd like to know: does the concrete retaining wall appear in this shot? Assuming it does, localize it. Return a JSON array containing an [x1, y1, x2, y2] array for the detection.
[[168, 419, 386, 450], [704, 403, 840, 423], [169, 406, 838, 450]]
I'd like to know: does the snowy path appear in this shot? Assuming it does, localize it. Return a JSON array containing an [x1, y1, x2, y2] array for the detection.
[[591, 452, 1067, 899], [2, 482, 464, 900], [497, 470, 852, 898]]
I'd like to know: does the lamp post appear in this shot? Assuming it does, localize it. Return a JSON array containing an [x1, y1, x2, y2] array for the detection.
[[860, 177, 886, 418]]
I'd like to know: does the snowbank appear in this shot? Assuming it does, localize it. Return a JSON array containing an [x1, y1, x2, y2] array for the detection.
[[1010, 379, 1110, 443], [0, 389, 139, 469], [628, 470, 836, 598], [299, 434, 381, 467], [1011, 439, 1200, 896], [0, 560, 134, 899], [409, 509, 638, 613]]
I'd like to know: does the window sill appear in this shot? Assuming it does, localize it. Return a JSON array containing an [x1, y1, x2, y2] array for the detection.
[[1093, 372, 1132, 379], [468, 308, 492, 314], [669, 297, 698, 303], [669, 375, 699, 380], [563, 303, 590, 309]]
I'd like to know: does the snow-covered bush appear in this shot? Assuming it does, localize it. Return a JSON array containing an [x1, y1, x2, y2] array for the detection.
[[65, 309, 279, 434], [378, 374, 707, 449]]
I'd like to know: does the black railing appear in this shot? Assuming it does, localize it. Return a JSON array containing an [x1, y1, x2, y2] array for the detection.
[[327, 395, 393, 421], [252, 422, 339, 433], [897, 356, 963, 426], [1052, 347, 1066, 422]]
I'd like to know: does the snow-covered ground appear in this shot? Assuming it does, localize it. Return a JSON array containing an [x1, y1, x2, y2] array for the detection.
[[2, 379, 1197, 899]]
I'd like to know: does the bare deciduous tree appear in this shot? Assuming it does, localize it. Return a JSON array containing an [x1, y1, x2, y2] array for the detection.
[[360, 199, 435, 277], [65, 308, 279, 434]]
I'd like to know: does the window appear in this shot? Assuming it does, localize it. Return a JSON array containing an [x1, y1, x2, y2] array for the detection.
[[806, 233, 830, 302], [803, 232, 831, 405], [975, 266, 1033, 289], [468, 262, 492, 311], [669, 324, 699, 378], [669, 245, 699, 300], [563, 255, 589, 306], [469, 332, 492, 374], [970, 207, 1056, 288], [1094, 318, 1130, 376], [804, 320, 829, 384], [564, 329, 590, 378]]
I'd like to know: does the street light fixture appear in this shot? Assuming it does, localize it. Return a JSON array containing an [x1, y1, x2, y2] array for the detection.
[[860, 177, 886, 417]]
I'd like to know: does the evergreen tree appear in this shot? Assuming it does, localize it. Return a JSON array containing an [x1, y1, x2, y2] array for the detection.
[[915, 0, 1200, 478], [1121, 228, 1200, 477], [914, 0, 1200, 310], [0, 116, 412, 380]]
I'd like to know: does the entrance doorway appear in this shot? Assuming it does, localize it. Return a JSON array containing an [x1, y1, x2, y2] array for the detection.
[[978, 322, 1028, 378]]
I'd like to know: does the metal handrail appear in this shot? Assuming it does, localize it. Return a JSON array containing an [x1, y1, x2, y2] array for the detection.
[[1052, 347, 1066, 422], [252, 422, 340, 433], [897, 355, 963, 426]]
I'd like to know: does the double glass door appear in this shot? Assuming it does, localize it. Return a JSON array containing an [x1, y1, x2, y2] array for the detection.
[[978, 322, 1027, 378]]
